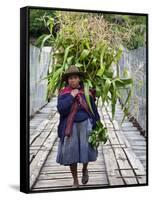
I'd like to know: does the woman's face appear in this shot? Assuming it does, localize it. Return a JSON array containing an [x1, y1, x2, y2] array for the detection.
[[67, 74, 80, 89]]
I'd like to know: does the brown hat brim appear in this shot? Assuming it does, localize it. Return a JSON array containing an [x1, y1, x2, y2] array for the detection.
[[61, 71, 85, 82]]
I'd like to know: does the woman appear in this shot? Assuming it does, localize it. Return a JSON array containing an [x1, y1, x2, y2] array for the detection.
[[56, 65, 100, 188]]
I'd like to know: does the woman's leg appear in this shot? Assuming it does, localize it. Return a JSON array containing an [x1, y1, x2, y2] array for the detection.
[[82, 163, 88, 171], [70, 163, 79, 186], [82, 162, 89, 184]]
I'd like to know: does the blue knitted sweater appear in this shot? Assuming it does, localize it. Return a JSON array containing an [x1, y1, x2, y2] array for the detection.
[[57, 83, 100, 142]]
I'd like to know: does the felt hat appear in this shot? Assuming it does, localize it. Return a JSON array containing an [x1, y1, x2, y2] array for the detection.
[[61, 65, 85, 81]]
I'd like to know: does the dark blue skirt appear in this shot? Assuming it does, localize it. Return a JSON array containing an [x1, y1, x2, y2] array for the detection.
[[56, 118, 98, 165]]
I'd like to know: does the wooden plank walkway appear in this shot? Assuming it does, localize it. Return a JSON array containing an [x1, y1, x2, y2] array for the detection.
[[30, 97, 147, 191]]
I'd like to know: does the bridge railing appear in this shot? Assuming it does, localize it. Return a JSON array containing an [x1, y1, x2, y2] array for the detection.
[[118, 47, 146, 133], [30, 44, 52, 118]]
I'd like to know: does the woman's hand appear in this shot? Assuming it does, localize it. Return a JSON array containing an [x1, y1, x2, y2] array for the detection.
[[71, 89, 79, 97]]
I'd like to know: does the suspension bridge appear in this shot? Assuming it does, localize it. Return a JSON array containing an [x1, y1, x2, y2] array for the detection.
[[29, 97, 147, 191]]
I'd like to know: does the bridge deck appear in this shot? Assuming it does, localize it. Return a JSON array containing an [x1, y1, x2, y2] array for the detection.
[[29, 97, 147, 191]]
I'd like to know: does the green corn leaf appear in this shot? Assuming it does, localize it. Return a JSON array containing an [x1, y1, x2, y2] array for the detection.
[[100, 44, 106, 67], [105, 50, 115, 69], [121, 106, 130, 125], [122, 78, 133, 85], [40, 34, 52, 49], [85, 40, 90, 49], [123, 89, 132, 108], [97, 64, 105, 77], [37, 73, 53, 83], [91, 58, 97, 67], [48, 17, 54, 34], [113, 47, 123, 64], [87, 79, 93, 87], [62, 44, 74, 68], [96, 120, 103, 128], [123, 67, 131, 78], [111, 81, 117, 120], [64, 63, 69, 71], [75, 63, 83, 68], [67, 56, 74, 65], [116, 90, 121, 98], [103, 70, 113, 78], [39, 34, 53, 62], [115, 78, 133, 87], [96, 44, 106, 76], [80, 49, 90, 61], [102, 79, 111, 106], [84, 82, 94, 115], [95, 85, 101, 98], [120, 89, 132, 124], [35, 34, 48, 47], [122, 89, 132, 110], [38, 64, 62, 83], [47, 68, 63, 94]]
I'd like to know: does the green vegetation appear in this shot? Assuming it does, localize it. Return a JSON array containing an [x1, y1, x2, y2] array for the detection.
[[32, 11, 135, 148], [29, 9, 146, 148], [103, 14, 146, 49], [29, 9, 146, 50], [29, 9, 56, 45], [88, 121, 108, 149]]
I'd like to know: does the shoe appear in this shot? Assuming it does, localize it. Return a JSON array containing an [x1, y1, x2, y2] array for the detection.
[[82, 169, 89, 184]]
